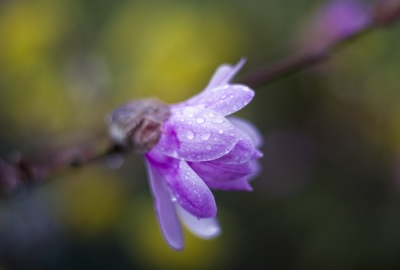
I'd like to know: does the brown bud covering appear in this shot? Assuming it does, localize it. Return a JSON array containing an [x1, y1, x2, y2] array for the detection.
[[372, 0, 400, 26], [107, 98, 171, 152]]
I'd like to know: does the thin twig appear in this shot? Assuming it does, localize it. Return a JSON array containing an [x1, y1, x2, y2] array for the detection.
[[238, 24, 375, 88]]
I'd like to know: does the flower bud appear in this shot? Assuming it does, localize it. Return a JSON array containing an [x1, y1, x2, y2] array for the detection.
[[107, 98, 171, 152]]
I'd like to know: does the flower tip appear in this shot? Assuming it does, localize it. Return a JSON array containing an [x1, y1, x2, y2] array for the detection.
[[169, 243, 184, 251]]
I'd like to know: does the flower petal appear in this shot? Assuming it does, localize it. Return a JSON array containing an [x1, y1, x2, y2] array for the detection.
[[189, 160, 254, 182], [213, 128, 255, 164], [228, 116, 264, 148], [203, 58, 246, 91], [175, 203, 221, 239], [154, 106, 238, 162], [181, 85, 254, 116], [180, 59, 247, 108], [145, 158, 184, 250], [247, 160, 262, 181], [146, 155, 218, 219], [204, 177, 253, 191]]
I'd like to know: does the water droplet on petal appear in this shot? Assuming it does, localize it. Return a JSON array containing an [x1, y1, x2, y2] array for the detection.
[[201, 132, 211, 141], [206, 146, 211, 150], [188, 112, 194, 117], [196, 118, 205, 124], [186, 131, 195, 139], [218, 129, 224, 134], [214, 118, 223, 124], [171, 195, 177, 202], [208, 112, 214, 118]]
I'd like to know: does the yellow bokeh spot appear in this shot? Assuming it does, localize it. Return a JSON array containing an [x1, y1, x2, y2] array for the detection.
[[101, 1, 244, 104], [0, 62, 73, 135], [0, 0, 71, 69], [0, 0, 75, 135], [53, 167, 128, 237]]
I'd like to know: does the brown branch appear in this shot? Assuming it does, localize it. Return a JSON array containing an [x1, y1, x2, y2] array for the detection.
[[0, 140, 126, 195], [238, 24, 375, 88]]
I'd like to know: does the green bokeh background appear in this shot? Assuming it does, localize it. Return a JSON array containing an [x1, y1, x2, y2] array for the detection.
[[1, 0, 400, 269]]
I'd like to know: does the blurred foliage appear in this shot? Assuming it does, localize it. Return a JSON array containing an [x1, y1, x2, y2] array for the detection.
[[1, 0, 400, 269]]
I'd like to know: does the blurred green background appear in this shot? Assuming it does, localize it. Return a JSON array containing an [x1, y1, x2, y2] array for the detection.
[[1, 0, 400, 269]]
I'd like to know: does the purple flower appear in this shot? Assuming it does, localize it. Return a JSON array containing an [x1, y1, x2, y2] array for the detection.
[[144, 59, 263, 250], [320, 0, 370, 39], [297, 0, 370, 53]]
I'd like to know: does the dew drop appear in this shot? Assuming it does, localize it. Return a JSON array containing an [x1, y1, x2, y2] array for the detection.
[[222, 95, 226, 99], [218, 129, 224, 134], [214, 118, 223, 124], [206, 146, 211, 150], [186, 131, 195, 139], [208, 112, 214, 118], [188, 112, 194, 117], [196, 117, 205, 124], [171, 195, 177, 202], [201, 132, 211, 141]]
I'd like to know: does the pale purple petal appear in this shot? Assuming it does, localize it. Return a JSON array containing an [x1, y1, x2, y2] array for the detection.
[[204, 177, 253, 191], [175, 204, 221, 239], [189, 160, 254, 182], [213, 128, 255, 164], [176, 85, 254, 116], [200, 85, 254, 116], [167, 160, 217, 218], [180, 59, 247, 108], [204, 58, 246, 90], [145, 158, 183, 250], [247, 160, 262, 181], [228, 116, 264, 148], [154, 106, 238, 162]]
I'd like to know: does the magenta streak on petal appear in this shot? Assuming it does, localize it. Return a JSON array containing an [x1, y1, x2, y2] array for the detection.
[[145, 157, 183, 250]]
